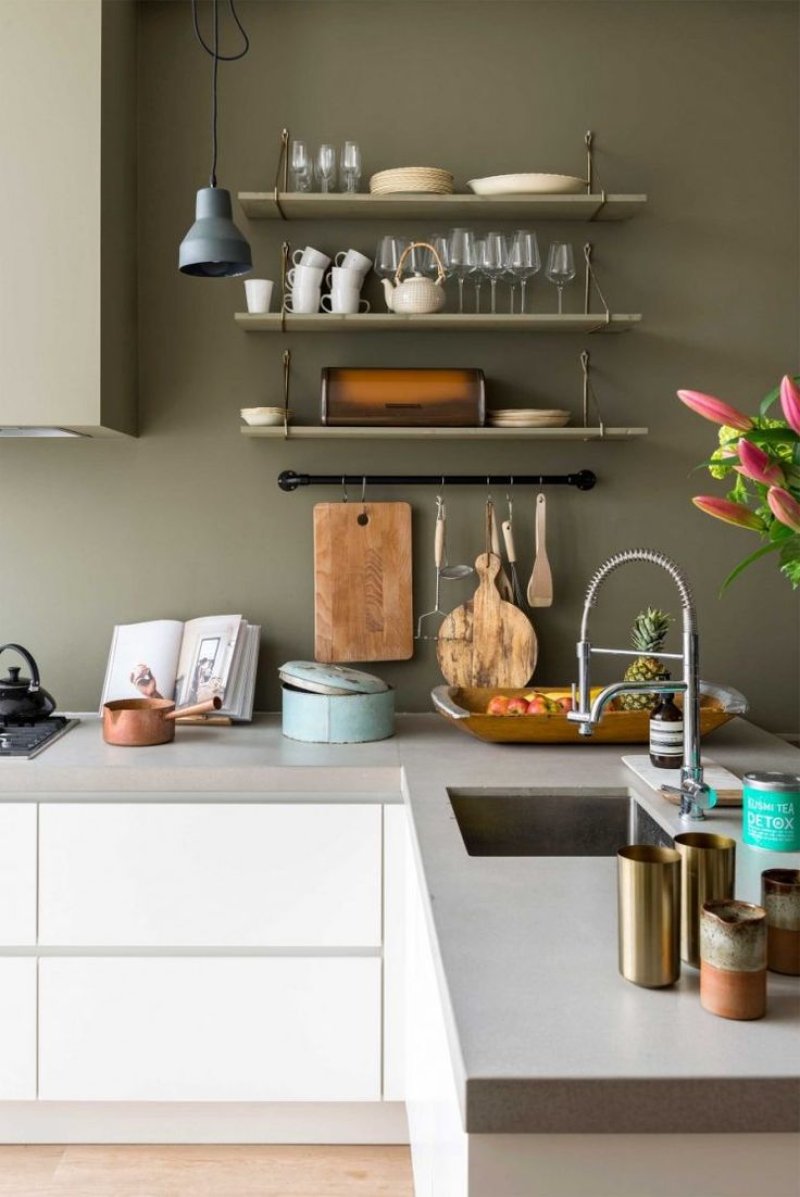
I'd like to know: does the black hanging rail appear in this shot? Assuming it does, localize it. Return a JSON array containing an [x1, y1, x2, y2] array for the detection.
[[278, 469, 597, 493]]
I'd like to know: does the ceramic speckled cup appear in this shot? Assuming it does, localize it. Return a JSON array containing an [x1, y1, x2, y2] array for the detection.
[[762, 869, 800, 975], [700, 900, 767, 1020]]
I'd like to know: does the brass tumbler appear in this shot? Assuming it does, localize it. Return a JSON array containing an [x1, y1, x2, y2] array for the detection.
[[675, 832, 736, 967], [617, 845, 681, 987]]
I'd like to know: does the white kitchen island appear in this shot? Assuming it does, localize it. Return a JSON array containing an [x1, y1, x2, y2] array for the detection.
[[0, 715, 797, 1196]]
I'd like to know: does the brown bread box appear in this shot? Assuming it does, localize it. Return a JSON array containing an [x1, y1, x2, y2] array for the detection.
[[321, 367, 486, 426]]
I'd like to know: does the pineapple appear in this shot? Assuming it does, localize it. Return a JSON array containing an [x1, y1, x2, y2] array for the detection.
[[618, 608, 672, 712]]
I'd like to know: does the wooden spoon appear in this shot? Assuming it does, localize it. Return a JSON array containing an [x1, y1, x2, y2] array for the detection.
[[527, 493, 553, 607], [488, 501, 515, 602]]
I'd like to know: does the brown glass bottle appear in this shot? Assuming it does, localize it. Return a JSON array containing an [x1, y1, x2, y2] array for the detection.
[[649, 692, 684, 769]]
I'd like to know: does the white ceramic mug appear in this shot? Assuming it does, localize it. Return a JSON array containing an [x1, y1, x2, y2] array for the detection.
[[325, 265, 365, 290], [321, 292, 371, 314], [244, 278, 274, 314], [334, 248, 373, 277], [291, 245, 331, 270], [286, 264, 325, 288], [284, 286, 322, 314]]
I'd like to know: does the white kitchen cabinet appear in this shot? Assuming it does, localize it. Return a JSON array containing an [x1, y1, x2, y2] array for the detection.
[[0, 0, 136, 435], [0, 804, 36, 944], [383, 805, 407, 1100], [39, 956, 381, 1102], [39, 803, 381, 947], [0, 959, 36, 1099]]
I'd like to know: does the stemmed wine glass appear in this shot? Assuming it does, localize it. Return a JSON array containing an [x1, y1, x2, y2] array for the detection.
[[419, 234, 451, 281], [483, 232, 509, 315], [546, 242, 576, 314], [315, 144, 337, 193], [289, 140, 312, 192], [375, 235, 409, 282], [473, 239, 488, 312], [448, 228, 476, 314], [340, 141, 362, 193], [508, 230, 541, 314]]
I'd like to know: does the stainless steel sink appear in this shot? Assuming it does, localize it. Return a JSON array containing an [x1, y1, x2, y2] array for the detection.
[[447, 787, 670, 857]]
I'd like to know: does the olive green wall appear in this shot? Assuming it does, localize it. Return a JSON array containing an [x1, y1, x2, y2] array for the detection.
[[2, 0, 798, 731]]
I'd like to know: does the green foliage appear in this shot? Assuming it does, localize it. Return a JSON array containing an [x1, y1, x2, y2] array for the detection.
[[779, 538, 800, 588]]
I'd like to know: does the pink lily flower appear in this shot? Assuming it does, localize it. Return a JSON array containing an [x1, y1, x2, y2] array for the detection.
[[692, 496, 765, 531], [780, 375, 800, 436], [678, 390, 753, 431], [767, 487, 800, 534], [736, 438, 785, 487]]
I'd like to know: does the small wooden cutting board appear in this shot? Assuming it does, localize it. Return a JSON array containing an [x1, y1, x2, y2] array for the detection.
[[437, 553, 537, 688], [314, 501, 413, 663]]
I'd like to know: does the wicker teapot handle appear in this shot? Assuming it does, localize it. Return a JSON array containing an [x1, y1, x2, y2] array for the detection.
[[394, 241, 446, 286]]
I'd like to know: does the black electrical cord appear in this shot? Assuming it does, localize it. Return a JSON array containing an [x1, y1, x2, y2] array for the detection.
[[191, 0, 250, 188]]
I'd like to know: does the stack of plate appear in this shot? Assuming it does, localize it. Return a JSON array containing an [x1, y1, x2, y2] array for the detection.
[[488, 408, 571, 428], [369, 166, 454, 195]]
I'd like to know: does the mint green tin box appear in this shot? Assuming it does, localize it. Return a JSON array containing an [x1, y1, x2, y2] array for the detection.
[[279, 661, 395, 744], [742, 772, 800, 853]]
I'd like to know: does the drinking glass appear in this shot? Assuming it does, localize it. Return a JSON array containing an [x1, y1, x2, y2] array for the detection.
[[546, 242, 576, 314], [289, 140, 312, 192], [374, 235, 409, 280], [419, 233, 451, 281], [473, 239, 487, 312], [483, 231, 509, 315], [508, 230, 541, 314], [448, 228, 476, 314], [340, 141, 362, 193], [315, 144, 337, 194]]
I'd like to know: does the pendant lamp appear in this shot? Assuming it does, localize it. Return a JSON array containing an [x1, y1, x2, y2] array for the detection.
[[179, 0, 251, 278]]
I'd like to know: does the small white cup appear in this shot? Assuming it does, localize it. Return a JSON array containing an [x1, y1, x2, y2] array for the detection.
[[284, 286, 322, 314], [244, 278, 274, 314], [292, 245, 331, 270], [334, 248, 373, 277], [325, 265, 365, 290], [321, 292, 370, 314], [287, 264, 325, 288]]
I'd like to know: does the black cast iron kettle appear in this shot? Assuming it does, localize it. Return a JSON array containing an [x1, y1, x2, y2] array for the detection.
[[0, 644, 56, 723]]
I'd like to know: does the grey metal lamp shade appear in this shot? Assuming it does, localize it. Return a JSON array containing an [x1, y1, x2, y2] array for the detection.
[[179, 187, 252, 277]]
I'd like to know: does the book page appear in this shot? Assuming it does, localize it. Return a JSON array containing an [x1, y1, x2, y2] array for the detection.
[[175, 615, 242, 709], [99, 620, 185, 709]]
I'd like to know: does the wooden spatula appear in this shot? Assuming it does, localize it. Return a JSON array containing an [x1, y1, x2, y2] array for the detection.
[[437, 553, 537, 688], [527, 493, 553, 608]]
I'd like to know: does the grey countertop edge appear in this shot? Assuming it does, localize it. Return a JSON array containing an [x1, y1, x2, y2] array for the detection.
[[463, 1076, 800, 1134]]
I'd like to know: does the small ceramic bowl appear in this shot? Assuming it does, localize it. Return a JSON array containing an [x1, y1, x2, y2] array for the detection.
[[240, 407, 290, 427]]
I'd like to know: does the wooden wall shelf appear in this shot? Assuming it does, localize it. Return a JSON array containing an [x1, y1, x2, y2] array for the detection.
[[235, 313, 641, 334], [240, 425, 647, 441], [237, 192, 646, 222]]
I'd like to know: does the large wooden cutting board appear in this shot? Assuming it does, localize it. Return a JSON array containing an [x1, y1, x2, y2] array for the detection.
[[314, 502, 413, 663], [437, 553, 537, 687]]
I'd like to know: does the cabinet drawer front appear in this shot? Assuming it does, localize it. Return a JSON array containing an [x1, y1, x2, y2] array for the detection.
[[39, 957, 381, 1102], [0, 958, 36, 1099], [0, 805, 36, 944], [39, 804, 381, 946]]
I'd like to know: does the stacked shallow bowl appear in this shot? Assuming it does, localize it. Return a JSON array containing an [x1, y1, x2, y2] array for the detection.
[[369, 166, 454, 195], [488, 408, 571, 428]]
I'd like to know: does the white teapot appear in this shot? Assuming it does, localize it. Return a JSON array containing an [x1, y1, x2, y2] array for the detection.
[[382, 241, 446, 315]]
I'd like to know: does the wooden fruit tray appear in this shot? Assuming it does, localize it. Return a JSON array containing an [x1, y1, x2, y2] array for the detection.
[[431, 683, 748, 745]]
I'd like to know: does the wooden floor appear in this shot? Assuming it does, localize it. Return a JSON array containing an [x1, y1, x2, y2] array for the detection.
[[0, 1145, 415, 1197]]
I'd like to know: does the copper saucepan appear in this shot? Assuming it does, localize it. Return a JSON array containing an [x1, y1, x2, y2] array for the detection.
[[102, 696, 223, 747]]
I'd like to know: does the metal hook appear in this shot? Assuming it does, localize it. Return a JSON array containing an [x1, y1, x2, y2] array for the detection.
[[358, 476, 369, 525], [341, 475, 348, 503], [506, 476, 515, 523]]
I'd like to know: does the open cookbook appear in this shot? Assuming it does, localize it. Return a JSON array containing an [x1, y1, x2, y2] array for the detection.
[[100, 615, 259, 721]]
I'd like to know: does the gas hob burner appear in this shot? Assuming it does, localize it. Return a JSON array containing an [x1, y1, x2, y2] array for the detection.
[[0, 716, 78, 758]]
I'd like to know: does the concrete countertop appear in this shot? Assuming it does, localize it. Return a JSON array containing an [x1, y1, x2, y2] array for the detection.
[[2, 712, 798, 1135]]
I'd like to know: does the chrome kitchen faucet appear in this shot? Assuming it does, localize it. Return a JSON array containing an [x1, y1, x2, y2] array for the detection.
[[567, 549, 711, 822]]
